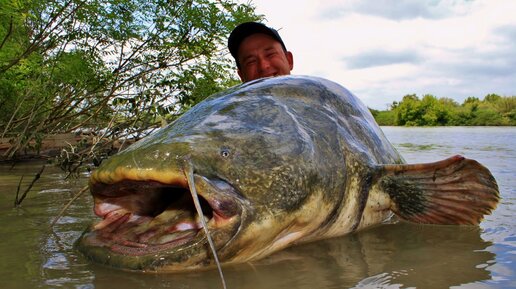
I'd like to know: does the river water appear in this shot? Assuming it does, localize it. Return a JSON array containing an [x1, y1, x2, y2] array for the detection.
[[0, 126, 514, 289]]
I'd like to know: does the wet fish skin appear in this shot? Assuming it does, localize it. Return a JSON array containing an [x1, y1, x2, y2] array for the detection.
[[77, 75, 499, 271]]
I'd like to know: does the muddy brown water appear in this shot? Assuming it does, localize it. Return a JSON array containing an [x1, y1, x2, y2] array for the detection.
[[1, 126, 514, 289]]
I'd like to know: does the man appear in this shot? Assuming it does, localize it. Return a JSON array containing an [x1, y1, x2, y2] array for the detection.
[[228, 22, 294, 82]]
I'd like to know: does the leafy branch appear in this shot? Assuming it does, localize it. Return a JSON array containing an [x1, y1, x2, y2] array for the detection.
[[0, 0, 262, 169]]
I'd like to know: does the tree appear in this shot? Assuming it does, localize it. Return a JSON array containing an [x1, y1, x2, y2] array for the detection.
[[391, 94, 452, 126], [463, 96, 480, 105], [483, 93, 501, 103], [0, 0, 260, 164], [419, 94, 452, 126], [394, 94, 423, 126]]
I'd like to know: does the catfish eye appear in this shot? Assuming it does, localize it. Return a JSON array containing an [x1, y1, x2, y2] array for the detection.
[[220, 148, 230, 158]]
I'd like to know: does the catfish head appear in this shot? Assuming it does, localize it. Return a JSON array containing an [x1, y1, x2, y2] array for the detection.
[[76, 78, 344, 271]]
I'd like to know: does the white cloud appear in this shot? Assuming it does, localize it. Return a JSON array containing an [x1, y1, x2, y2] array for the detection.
[[343, 49, 423, 69], [317, 0, 468, 20], [239, 0, 516, 109]]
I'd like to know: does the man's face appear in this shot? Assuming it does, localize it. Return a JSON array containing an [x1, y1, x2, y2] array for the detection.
[[237, 33, 293, 82]]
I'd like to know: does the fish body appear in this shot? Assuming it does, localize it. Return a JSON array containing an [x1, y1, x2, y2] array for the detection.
[[77, 76, 499, 271]]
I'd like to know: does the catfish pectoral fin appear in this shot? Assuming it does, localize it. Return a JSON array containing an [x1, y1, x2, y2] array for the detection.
[[379, 155, 500, 225]]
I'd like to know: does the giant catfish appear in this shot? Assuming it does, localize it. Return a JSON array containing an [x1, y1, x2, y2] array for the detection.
[[76, 75, 499, 272]]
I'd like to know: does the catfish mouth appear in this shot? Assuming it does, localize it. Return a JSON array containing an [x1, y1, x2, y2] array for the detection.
[[80, 175, 242, 260]]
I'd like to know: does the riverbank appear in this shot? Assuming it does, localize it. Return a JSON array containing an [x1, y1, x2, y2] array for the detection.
[[370, 94, 515, 126], [0, 133, 134, 162]]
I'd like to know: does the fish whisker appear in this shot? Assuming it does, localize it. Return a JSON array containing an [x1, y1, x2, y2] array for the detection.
[[184, 161, 227, 289]]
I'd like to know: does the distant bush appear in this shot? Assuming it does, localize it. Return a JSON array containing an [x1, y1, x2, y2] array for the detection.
[[370, 109, 396, 125], [372, 94, 515, 126]]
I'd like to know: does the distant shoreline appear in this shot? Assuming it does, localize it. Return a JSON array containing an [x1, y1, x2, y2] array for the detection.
[[369, 93, 515, 127]]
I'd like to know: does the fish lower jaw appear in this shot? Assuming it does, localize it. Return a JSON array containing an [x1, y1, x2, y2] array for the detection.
[[87, 205, 238, 255]]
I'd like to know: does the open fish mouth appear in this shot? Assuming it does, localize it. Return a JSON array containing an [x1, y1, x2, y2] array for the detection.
[[78, 173, 244, 264]]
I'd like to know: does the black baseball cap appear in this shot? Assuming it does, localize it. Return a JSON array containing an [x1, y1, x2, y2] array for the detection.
[[228, 22, 287, 62]]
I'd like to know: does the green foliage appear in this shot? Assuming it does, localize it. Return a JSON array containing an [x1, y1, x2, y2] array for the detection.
[[0, 0, 260, 161], [494, 96, 516, 114], [469, 109, 506, 126], [484, 93, 502, 103], [369, 108, 395, 125], [394, 94, 423, 126], [374, 93, 516, 126]]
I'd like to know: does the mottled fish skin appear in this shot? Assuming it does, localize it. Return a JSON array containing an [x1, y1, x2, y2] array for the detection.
[[76, 75, 497, 271]]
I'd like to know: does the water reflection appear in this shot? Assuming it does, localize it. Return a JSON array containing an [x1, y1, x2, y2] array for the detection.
[[84, 222, 495, 289]]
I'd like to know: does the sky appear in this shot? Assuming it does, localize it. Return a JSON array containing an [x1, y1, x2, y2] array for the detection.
[[236, 0, 516, 109]]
